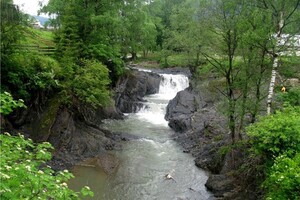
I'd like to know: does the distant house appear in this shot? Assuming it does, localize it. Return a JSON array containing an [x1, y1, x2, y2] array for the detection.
[[30, 18, 44, 29]]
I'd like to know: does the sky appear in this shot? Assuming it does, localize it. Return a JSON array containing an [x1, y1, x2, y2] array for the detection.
[[13, 0, 49, 17]]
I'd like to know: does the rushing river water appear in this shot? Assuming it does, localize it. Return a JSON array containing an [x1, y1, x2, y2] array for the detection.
[[69, 71, 213, 200]]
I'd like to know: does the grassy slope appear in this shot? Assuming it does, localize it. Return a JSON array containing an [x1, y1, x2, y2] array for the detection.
[[21, 27, 55, 47]]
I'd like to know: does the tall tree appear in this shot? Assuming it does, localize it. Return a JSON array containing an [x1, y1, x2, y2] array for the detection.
[[0, 0, 25, 56], [165, 0, 212, 71], [201, 0, 246, 142], [119, 0, 157, 59], [258, 0, 300, 114]]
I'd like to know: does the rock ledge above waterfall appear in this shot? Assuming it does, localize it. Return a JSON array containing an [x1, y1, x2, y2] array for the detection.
[[115, 69, 162, 113]]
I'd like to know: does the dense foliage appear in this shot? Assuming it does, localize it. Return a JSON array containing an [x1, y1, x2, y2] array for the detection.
[[72, 60, 111, 107], [1, 53, 61, 100], [247, 106, 300, 199], [277, 87, 300, 106], [0, 92, 26, 116], [0, 133, 93, 199], [263, 153, 300, 200]]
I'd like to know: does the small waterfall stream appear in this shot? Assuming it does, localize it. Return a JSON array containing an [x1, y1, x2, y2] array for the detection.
[[69, 71, 212, 200]]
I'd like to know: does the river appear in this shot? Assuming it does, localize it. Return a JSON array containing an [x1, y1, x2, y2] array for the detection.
[[69, 70, 213, 200]]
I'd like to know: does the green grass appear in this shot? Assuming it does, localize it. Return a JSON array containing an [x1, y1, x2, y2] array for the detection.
[[135, 51, 197, 68], [21, 27, 55, 47], [166, 53, 191, 67]]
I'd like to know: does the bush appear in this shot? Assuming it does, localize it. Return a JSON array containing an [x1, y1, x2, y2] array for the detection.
[[1, 53, 61, 100], [247, 106, 300, 159], [247, 106, 300, 199], [263, 153, 300, 200], [72, 60, 111, 107], [0, 133, 93, 199], [0, 92, 26, 115], [277, 87, 300, 106]]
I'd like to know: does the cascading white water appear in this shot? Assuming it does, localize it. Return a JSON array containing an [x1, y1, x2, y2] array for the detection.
[[157, 74, 189, 99], [136, 73, 189, 126]]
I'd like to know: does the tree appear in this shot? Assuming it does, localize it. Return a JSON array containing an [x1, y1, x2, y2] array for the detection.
[[191, 0, 299, 142], [236, 1, 273, 125], [41, 0, 122, 97], [260, 0, 300, 114], [118, 0, 157, 60], [200, 0, 246, 142], [0, 0, 24, 56], [147, 0, 184, 49], [165, 0, 212, 70]]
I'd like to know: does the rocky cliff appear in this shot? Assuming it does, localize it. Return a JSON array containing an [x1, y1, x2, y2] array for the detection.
[[164, 80, 243, 199]]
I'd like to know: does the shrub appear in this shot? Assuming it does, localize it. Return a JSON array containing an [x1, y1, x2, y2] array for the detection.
[[72, 60, 111, 107], [0, 92, 26, 115], [1, 53, 61, 100], [263, 153, 300, 200], [277, 87, 300, 106], [247, 106, 300, 199], [0, 133, 93, 199], [247, 106, 300, 160]]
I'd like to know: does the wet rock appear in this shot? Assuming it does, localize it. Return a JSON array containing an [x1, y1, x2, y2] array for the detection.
[[104, 131, 141, 142], [77, 154, 120, 175], [165, 87, 202, 133], [165, 82, 232, 198], [165, 88, 201, 120], [194, 142, 225, 174], [115, 69, 162, 113], [9, 94, 125, 171], [47, 107, 119, 170], [205, 174, 235, 198]]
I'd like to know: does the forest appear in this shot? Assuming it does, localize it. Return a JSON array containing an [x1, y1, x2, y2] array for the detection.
[[1, 0, 300, 199]]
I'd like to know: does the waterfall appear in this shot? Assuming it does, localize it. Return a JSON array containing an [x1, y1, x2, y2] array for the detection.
[[137, 73, 189, 126], [157, 74, 189, 99]]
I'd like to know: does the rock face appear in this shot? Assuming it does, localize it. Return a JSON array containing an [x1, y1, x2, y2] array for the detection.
[[6, 92, 125, 171], [6, 68, 162, 171], [47, 105, 120, 170], [165, 87, 202, 132], [166, 88, 228, 173], [165, 83, 236, 198], [115, 69, 161, 113]]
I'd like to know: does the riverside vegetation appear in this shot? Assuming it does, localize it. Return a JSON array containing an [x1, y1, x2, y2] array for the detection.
[[1, 0, 300, 199]]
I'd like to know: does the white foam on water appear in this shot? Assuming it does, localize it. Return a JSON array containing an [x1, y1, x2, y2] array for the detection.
[[157, 74, 189, 100], [136, 73, 189, 126]]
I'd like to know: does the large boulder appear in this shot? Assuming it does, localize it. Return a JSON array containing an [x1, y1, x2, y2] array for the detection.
[[165, 87, 202, 132], [115, 69, 161, 113], [205, 174, 235, 198]]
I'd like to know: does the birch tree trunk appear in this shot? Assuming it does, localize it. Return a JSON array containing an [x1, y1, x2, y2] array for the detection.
[[266, 12, 284, 115], [267, 57, 279, 114]]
